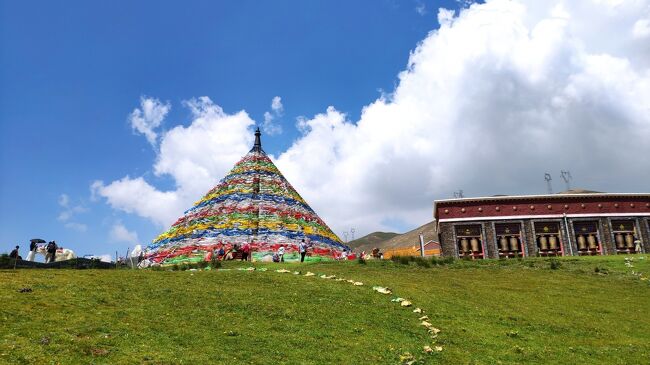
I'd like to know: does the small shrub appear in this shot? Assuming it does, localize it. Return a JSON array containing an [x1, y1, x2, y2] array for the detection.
[[399, 256, 412, 265], [549, 259, 561, 270], [594, 266, 608, 274], [179, 263, 190, 271], [171, 264, 180, 271], [211, 259, 222, 269], [414, 257, 431, 268], [439, 256, 455, 265], [197, 261, 208, 269]]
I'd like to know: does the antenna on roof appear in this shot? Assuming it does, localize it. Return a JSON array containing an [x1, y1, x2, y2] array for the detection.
[[544, 173, 553, 194], [453, 190, 464, 199], [560, 170, 572, 191]]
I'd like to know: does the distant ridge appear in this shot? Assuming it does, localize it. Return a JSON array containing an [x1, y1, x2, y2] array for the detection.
[[347, 221, 438, 253], [347, 232, 398, 251]]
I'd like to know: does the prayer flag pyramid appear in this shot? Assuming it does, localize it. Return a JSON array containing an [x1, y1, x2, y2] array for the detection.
[[145, 128, 348, 264]]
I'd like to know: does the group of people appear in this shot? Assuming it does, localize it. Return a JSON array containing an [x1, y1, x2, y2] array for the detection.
[[272, 239, 309, 263], [212, 242, 252, 261], [7, 240, 59, 263]]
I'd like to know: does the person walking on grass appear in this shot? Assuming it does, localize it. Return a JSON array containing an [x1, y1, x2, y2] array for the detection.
[[299, 239, 307, 263]]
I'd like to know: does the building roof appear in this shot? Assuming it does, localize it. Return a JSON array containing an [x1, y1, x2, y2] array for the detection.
[[435, 191, 650, 205], [434, 190, 650, 221]]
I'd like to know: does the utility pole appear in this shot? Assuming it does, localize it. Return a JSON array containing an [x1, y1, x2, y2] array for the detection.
[[560, 170, 572, 191], [544, 173, 553, 194], [350, 228, 355, 242]]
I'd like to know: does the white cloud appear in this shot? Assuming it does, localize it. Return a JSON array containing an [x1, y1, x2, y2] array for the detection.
[[415, 1, 427, 16], [262, 96, 284, 135], [129, 96, 171, 146], [633, 18, 650, 38], [65, 222, 87, 232], [58, 194, 70, 208], [110, 223, 139, 244], [57, 193, 88, 231], [97, 254, 113, 262], [274, 0, 650, 235], [271, 96, 283, 113], [93, 96, 255, 227], [96, 0, 650, 240]]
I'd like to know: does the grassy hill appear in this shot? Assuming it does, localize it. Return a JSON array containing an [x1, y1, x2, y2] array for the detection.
[[2, 255, 650, 364], [347, 232, 399, 251], [349, 221, 438, 253]]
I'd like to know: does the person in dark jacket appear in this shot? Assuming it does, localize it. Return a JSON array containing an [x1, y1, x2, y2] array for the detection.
[[9, 246, 21, 260], [46, 241, 57, 263]]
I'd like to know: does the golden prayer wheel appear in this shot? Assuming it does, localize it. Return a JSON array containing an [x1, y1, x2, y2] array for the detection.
[[509, 236, 519, 251], [499, 236, 509, 251], [587, 234, 597, 249], [539, 235, 548, 250], [460, 238, 469, 252], [549, 235, 558, 250], [577, 235, 587, 250], [625, 233, 634, 248], [470, 237, 480, 252], [615, 234, 625, 249]]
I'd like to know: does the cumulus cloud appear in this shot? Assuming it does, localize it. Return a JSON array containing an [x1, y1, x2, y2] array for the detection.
[[415, 1, 427, 16], [633, 18, 650, 38], [129, 96, 171, 146], [110, 223, 139, 244], [57, 193, 88, 231], [94, 96, 255, 227], [65, 222, 87, 232], [95, 0, 650, 239], [274, 0, 650, 234], [262, 96, 284, 135]]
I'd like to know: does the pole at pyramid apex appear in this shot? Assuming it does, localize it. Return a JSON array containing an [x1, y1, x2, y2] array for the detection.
[[250, 127, 264, 153]]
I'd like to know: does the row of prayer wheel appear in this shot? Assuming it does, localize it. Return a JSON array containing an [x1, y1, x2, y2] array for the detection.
[[459, 237, 481, 252], [576, 234, 599, 250], [615, 233, 635, 249], [537, 235, 560, 251], [498, 236, 520, 252]]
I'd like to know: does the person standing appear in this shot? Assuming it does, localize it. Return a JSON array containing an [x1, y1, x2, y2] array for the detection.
[[26, 241, 37, 262], [242, 242, 251, 262], [9, 246, 21, 260], [46, 241, 57, 263], [278, 245, 285, 262], [299, 239, 307, 263]]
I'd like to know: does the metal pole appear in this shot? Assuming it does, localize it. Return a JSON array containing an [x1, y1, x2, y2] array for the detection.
[[563, 213, 573, 256], [419, 233, 425, 257]]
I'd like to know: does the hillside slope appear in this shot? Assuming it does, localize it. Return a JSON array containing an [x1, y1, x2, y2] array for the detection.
[[349, 221, 438, 253], [347, 232, 398, 250]]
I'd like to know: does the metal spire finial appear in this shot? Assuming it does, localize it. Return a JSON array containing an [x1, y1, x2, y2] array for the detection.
[[250, 127, 264, 153]]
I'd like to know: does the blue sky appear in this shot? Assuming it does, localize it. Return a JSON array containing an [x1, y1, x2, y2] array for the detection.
[[3, 0, 650, 259], [0, 0, 465, 258]]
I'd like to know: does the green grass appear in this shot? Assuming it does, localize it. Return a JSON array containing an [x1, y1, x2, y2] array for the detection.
[[1, 255, 649, 364]]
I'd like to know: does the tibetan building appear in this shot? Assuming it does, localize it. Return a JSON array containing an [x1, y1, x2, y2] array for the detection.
[[434, 190, 650, 258]]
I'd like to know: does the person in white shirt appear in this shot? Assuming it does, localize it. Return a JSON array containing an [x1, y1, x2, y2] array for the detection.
[[299, 240, 307, 262], [278, 245, 285, 262]]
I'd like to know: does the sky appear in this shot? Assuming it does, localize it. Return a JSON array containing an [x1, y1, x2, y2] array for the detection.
[[1, 0, 650, 260]]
